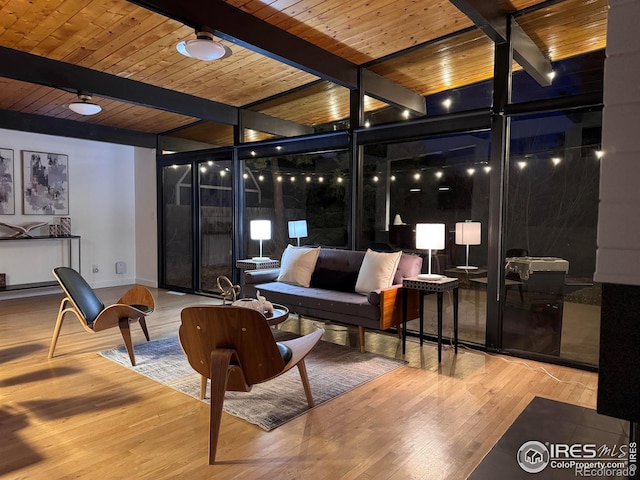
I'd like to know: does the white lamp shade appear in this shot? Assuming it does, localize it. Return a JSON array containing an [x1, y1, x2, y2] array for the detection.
[[415, 223, 445, 250], [455, 221, 481, 245], [288, 220, 308, 239], [250, 220, 271, 240]]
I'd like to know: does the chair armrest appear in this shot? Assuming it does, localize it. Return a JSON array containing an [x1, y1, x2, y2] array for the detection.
[[243, 268, 280, 286], [378, 285, 420, 330], [118, 285, 155, 313]]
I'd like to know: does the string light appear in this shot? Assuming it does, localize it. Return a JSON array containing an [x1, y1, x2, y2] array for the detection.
[[258, 174, 264, 181], [305, 176, 311, 182], [551, 157, 562, 166], [466, 168, 475, 176], [517, 161, 527, 170], [373, 176, 379, 183], [434, 171, 443, 179], [413, 172, 421, 180]]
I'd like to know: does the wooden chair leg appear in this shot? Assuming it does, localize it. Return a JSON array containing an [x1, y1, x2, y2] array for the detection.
[[208, 349, 234, 465], [118, 318, 136, 366], [138, 316, 150, 341], [200, 375, 207, 400], [358, 326, 365, 353], [47, 299, 67, 359], [297, 359, 315, 407]]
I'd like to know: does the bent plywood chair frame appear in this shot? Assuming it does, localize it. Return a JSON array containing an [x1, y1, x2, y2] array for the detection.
[[48, 267, 155, 366], [179, 305, 324, 464]]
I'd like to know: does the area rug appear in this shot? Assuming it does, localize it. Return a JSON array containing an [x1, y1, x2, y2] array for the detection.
[[468, 397, 630, 479], [98, 331, 406, 431]]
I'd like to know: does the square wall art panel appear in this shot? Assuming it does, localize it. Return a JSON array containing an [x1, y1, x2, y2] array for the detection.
[[0, 148, 14, 215], [22, 150, 69, 215]]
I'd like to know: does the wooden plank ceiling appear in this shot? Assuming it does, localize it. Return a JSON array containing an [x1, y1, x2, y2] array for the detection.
[[0, 0, 608, 147]]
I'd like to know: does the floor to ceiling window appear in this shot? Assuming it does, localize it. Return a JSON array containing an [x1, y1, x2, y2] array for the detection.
[[502, 108, 602, 365], [360, 130, 491, 345], [198, 157, 234, 293], [160, 162, 193, 290]]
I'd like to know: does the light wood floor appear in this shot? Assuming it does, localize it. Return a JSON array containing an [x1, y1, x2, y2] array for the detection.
[[0, 286, 598, 479]]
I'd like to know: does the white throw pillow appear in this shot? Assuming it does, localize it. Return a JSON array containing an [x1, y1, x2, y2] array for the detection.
[[277, 245, 321, 287], [355, 249, 403, 295]]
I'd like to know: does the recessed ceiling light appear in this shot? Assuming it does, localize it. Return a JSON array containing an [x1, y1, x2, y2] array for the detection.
[[176, 31, 230, 61]]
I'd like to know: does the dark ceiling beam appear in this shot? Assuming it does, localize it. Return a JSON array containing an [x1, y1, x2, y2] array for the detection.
[[449, 0, 553, 86], [0, 109, 157, 148], [240, 110, 314, 137], [361, 70, 427, 116], [127, 0, 426, 115], [0, 46, 238, 126]]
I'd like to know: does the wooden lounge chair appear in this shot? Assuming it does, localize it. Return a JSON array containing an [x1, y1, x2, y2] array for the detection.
[[48, 266, 155, 366], [179, 305, 323, 464]]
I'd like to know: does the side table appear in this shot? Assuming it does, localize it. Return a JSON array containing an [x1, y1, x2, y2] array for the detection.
[[401, 276, 459, 363]]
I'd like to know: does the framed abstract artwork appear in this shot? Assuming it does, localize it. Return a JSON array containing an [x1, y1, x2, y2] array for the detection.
[[22, 150, 69, 215], [0, 148, 15, 215]]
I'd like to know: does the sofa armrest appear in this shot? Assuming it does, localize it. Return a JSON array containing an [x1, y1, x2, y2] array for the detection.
[[378, 285, 420, 330], [243, 268, 280, 286]]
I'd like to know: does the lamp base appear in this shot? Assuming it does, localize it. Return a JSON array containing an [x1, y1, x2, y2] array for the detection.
[[456, 265, 478, 270], [251, 256, 271, 261], [417, 273, 444, 280]]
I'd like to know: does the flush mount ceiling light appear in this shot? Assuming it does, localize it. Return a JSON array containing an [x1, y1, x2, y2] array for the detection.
[[176, 31, 230, 61], [68, 93, 102, 115]]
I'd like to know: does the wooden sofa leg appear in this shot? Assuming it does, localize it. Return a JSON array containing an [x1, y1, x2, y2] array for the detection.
[[359, 326, 365, 353]]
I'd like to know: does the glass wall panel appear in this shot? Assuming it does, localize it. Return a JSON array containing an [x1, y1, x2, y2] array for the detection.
[[503, 109, 602, 365], [361, 131, 491, 345], [198, 158, 233, 293], [161, 163, 193, 289], [243, 149, 350, 260]]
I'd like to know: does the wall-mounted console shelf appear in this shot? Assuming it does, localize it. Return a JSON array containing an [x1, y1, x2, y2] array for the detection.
[[0, 235, 81, 291]]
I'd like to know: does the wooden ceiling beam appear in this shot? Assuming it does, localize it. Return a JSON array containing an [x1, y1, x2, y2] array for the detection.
[[450, 0, 553, 86], [127, 0, 427, 115]]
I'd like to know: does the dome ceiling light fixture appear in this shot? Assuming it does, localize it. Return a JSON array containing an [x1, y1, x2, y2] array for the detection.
[[68, 93, 102, 115], [176, 31, 231, 61]]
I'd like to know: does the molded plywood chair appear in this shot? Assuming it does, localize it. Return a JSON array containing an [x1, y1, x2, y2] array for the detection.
[[48, 267, 155, 366], [179, 305, 324, 464]]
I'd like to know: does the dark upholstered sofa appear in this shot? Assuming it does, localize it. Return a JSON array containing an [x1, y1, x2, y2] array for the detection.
[[243, 248, 422, 352]]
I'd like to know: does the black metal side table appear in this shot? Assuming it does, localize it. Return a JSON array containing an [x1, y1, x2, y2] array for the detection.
[[401, 276, 459, 362]]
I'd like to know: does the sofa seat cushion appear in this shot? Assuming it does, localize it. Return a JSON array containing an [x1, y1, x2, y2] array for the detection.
[[254, 282, 380, 328]]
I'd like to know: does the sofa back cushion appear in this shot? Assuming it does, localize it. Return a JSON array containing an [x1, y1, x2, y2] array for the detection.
[[311, 267, 359, 292]]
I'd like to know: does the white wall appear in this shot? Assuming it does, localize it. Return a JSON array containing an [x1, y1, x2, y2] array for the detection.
[[595, 0, 640, 286], [0, 128, 157, 297]]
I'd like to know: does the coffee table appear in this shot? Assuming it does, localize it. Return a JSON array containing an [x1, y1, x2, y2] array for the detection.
[[265, 303, 289, 326]]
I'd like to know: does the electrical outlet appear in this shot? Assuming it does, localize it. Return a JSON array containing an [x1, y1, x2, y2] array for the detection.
[[92, 265, 99, 273], [115, 261, 126, 274]]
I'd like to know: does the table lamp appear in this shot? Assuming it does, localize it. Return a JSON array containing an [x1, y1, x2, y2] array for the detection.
[[288, 219, 308, 247], [455, 220, 481, 270], [250, 219, 271, 260], [416, 223, 445, 280]]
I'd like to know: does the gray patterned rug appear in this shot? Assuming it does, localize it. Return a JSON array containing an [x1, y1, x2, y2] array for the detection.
[[99, 330, 406, 431]]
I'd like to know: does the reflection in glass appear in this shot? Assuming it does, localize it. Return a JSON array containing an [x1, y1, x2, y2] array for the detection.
[[199, 159, 233, 292], [162, 164, 193, 289], [243, 150, 350, 260], [361, 131, 491, 345], [503, 109, 602, 365]]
